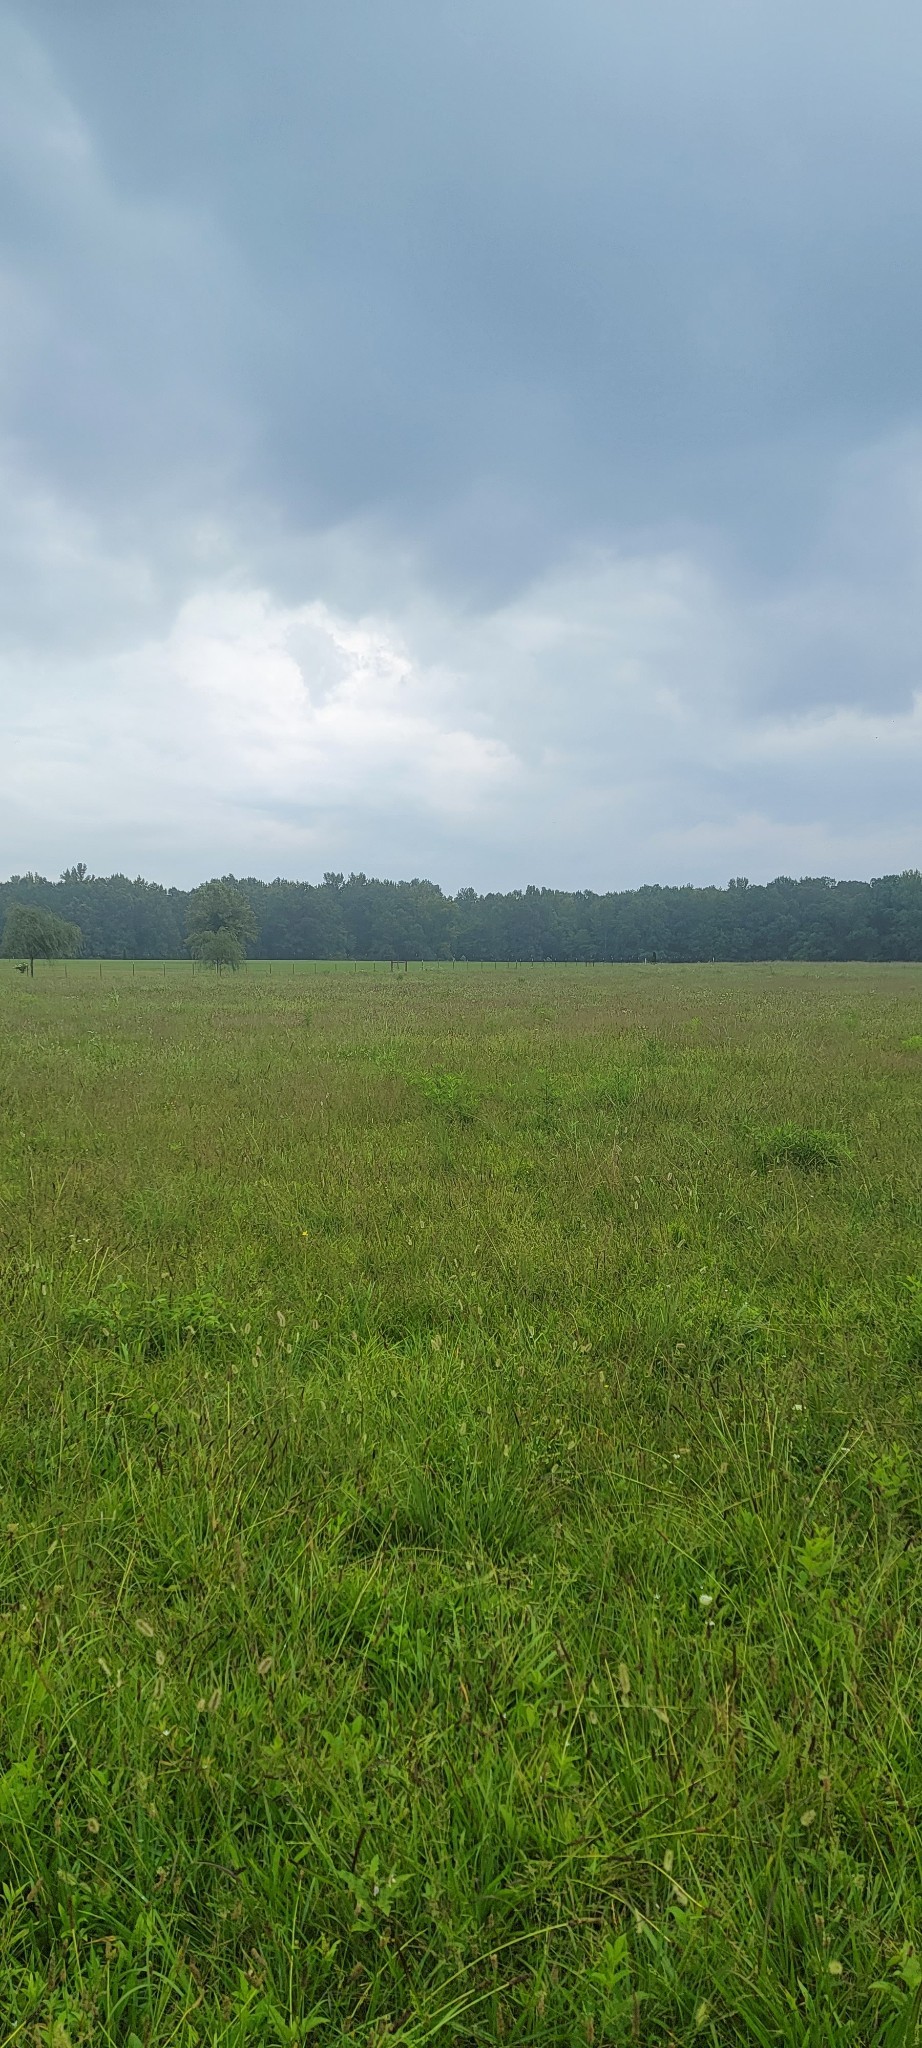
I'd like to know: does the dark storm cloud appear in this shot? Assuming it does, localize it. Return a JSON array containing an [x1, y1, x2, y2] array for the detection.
[[1, 0, 921, 884]]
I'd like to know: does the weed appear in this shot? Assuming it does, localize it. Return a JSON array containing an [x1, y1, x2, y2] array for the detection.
[[419, 1070, 476, 1123], [60, 1282, 232, 1355]]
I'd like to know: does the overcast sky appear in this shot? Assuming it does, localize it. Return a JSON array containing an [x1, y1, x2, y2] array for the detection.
[[1, 0, 921, 889]]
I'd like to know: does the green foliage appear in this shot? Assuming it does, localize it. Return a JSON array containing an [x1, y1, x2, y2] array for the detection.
[[198, 927, 245, 970], [418, 1070, 476, 1122], [592, 1065, 642, 1109], [2, 864, 922, 959], [185, 879, 258, 959], [0, 960, 920, 2041], [60, 1282, 233, 1356], [755, 1120, 851, 1172], [1, 902, 82, 969]]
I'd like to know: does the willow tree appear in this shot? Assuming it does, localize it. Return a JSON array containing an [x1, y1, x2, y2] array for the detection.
[[1, 904, 83, 976]]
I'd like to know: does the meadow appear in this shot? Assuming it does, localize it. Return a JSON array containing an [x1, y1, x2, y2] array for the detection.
[[0, 957, 921, 2047]]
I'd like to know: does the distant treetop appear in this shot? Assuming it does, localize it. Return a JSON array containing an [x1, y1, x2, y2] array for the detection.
[[1, 868, 920, 963]]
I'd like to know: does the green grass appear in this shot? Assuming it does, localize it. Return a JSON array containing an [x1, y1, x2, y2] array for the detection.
[[1, 959, 922, 2045]]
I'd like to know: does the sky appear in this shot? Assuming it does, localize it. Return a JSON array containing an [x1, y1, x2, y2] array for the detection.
[[1, 0, 921, 891]]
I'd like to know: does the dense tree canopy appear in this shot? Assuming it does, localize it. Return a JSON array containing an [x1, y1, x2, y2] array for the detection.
[[196, 929, 246, 970], [185, 881, 258, 963], [1, 867, 921, 962]]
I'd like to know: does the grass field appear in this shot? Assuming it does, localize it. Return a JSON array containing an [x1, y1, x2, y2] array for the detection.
[[1, 960, 921, 2046]]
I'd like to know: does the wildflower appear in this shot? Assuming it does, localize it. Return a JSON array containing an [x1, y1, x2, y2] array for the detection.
[[828, 1960, 843, 1977], [800, 1809, 816, 1826], [698, 1592, 714, 1609]]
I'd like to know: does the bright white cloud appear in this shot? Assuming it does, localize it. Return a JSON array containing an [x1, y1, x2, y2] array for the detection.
[[168, 588, 518, 813], [2, 433, 921, 887]]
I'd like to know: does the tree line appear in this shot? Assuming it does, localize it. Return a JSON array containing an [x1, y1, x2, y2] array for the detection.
[[2, 865, 922, 962]]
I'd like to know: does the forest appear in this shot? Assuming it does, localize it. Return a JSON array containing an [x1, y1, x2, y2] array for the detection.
[[2, 864, 922, 961]]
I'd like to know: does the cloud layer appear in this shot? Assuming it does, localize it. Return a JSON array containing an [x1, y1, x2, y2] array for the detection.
[[1, 0, 921, 885]]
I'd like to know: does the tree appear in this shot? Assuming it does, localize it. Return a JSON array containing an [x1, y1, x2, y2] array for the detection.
[[1, 904, 82, 975], [199, 928, 245, 971], [185, 881, 257, 961]]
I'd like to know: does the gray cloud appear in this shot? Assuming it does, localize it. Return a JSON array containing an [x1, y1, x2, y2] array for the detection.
[[1, 0, 921, 885]]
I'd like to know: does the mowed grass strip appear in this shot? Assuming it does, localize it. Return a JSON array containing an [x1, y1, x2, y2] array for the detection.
[[0, 962, 921, 2045]]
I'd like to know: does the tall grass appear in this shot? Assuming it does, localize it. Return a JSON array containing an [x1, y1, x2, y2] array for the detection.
[[0, 961, 921, 2044]]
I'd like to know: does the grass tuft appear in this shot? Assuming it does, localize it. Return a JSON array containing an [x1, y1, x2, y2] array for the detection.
[[754, 1120, 851, 1172]]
